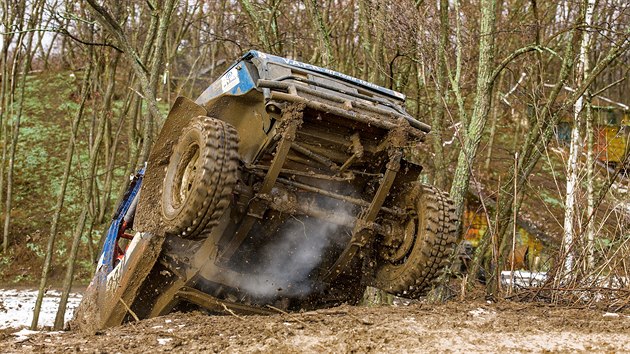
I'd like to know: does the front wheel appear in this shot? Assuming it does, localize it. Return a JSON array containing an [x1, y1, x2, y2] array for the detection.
[[373, 183, 458, 298], [161, 116, 239, 239]]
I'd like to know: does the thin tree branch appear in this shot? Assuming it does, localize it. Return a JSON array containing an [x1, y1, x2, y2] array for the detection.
[[58, 28, 123, 52], [489, 45, 551, 85]]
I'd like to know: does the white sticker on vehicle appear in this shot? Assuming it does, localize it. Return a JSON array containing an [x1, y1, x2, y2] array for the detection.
[[221, 67, 240, 92], [105, 232, 142, 292]]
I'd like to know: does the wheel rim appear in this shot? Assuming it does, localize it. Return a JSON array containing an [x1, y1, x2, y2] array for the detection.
[[172, 143, 199, 209], [381, 217, 417, 264]]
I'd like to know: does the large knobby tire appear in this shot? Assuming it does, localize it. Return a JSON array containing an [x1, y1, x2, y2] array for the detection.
[[373, 183, 457, 298], [161, 116, 239, 239]]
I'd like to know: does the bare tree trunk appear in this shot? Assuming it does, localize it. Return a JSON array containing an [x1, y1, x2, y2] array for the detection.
[[585, 98, 595, 269], [358, 0, 372, 81], [431, 0, 449, 190], [85, 0, 165, 145], [3, 0, 41, 254], [562, 0, 594, 277], [370, 1, 385, 84], [307, 0, 333, 66], [449, 0, 497, 223], [96, 55, 122, 225], [54, 65, 108, 329], [0, 0, 17, 254], [53, 207, 89, 330], [239, 0, 272, 52], [31, 65, 92, 330], [446, 0, 468, 132], [483, 72, 507, 171], [139, 0, 177, 164]]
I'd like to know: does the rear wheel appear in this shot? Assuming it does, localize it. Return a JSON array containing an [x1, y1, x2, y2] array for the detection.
[[162, 116, 239, 239], [373, 183, 457, 298]]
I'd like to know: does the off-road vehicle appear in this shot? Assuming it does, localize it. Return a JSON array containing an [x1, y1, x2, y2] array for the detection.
[[72, 51, 458, 332]]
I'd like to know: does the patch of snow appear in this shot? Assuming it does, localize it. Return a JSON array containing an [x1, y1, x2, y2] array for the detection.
[[12, 328, 40, 342], [157, 337, 172, 345], [468, 308, 490, 317], [603, 313, 620, 318], [0, 288, 82, 329], [612, 183, 628, 193], [501, 271, 548, 287]]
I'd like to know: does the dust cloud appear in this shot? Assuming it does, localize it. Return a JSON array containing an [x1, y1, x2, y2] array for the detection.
[[238, 200, 353, 300]]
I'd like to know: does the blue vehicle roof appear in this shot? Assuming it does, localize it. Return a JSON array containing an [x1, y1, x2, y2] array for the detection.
[[243, 50, 406, 102]]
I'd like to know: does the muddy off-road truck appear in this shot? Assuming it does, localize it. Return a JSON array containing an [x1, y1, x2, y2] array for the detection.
[[72, 51, 458, 332]]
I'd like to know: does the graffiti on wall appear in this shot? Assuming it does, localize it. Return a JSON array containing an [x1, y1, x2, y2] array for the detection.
[[463, 208, 546, 271]]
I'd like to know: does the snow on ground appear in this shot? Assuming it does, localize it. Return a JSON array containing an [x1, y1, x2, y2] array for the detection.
[[0, 289, 82, 329], [501, 270, 548, 287], [501, 270, 629, 289]]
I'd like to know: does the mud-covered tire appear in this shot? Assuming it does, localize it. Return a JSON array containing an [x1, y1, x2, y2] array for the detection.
[[161, 116, 239, 239], [373, 183, 457, 298]]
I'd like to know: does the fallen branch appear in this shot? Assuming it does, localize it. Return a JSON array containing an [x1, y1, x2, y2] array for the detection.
[[119, 297, 140, 322], [222, 303, 246, 321], [266, 305, 309, 327]]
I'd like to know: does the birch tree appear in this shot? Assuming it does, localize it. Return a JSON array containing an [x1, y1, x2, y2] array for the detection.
[[562, 0, 595, 277]]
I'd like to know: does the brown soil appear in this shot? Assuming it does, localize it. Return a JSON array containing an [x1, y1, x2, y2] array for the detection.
[[3, 300, 629, 353]]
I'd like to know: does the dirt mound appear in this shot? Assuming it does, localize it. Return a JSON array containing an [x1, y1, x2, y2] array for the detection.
[[2, 301, 629, 353]]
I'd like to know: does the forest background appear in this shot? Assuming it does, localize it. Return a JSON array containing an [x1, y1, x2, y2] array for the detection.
[[0, 0, 628, 313]]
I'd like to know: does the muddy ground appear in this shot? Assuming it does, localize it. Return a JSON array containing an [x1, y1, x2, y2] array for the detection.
[[2, 300, 629, 353]]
